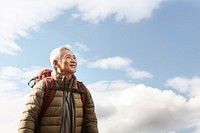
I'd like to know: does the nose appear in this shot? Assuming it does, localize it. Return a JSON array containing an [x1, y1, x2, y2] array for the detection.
[[70, 58, 77, 63]]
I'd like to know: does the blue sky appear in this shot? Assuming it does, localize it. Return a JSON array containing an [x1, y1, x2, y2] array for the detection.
[[1, 0, 200, 133]]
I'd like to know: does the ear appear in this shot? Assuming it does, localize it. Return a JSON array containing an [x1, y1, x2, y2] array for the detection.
[[53, 60, 58, 68]]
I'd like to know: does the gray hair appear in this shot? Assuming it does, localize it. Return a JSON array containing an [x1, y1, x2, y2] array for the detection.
[[50, 45, 71, 68]]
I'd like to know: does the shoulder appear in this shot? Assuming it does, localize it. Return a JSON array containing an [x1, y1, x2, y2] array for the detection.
[[33, 79, 46, 92], [77, 81, 91, 94], [77, 81, 94, 100], [77, 81, 87, 89]]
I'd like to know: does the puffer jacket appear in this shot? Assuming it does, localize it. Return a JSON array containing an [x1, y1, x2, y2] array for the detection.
[[18, 72, 98, 133]]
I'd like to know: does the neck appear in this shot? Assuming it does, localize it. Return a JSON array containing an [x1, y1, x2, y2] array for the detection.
[[60, 72, 72, 80], [56, 69, 72, 79], [65, 74, 72, 80]]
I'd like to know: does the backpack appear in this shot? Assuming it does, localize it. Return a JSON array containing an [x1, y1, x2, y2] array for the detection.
[[28, 69, 87, 119]]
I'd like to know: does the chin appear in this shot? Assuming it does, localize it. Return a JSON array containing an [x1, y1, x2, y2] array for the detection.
[[70, 69, 77, 74]]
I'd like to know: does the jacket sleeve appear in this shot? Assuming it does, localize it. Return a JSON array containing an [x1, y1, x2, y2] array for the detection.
[[18, 81, 45, 133], [83, 88, 99, 133]]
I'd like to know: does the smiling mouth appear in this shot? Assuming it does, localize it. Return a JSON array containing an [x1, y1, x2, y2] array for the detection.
[[70, 65, 77, 67]]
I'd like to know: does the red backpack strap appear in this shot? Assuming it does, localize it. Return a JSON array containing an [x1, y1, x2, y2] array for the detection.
[[35, 77, 55, 132], [40, 77, 55, 116], [77, 81, 87, 110], [77, 81, 88, 133]]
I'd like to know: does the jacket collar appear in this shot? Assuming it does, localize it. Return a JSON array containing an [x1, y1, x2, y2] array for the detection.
[[51, 70, 77, 89]]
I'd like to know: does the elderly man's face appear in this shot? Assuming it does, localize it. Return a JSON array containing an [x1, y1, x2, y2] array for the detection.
[[56, 49, 77, 77]]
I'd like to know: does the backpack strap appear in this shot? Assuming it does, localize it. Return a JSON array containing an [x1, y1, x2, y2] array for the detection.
[[77, 81, 87, 110], [77, 81, 88, 133], [27, 76, 37, 88], [40, 77, 56, 116], [35, 77, 55, 132], [35, 80, 86, 132]]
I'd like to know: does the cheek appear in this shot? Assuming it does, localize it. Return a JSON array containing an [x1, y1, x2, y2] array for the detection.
[[58, 60, 65, 68], [62, 60, 70, 67]]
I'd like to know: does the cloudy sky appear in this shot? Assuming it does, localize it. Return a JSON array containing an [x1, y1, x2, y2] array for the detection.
[[1, 0, 200, 133]]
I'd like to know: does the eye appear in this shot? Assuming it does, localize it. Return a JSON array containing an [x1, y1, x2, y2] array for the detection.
[[64, 55, 71, 59], [64, 54, 76, 60], [73, 55, 76, 60]]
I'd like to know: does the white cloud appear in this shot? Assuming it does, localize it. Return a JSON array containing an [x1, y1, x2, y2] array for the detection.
[[0, 66, 45, 85], [0, 39, 22, 55], [0, 0, 75, 55], [0, 66, 47, 132], [0, 66, 23, 80], [88, 80, 200, 133], [165, 76, 200, 97], [75, 42, 90, 52], [193, 120, 200, 133], [73, 0, 164, 24], [88, 56, 132, 69], [0, 92, 28, 133], [0, 66, 45, 94], [126, 67, 153, 79], [0, 0, 164, 55], [87, 56, 153, 79], [0, 79, 17, 91], [1, 66, 200, 133], [0, 66, 44, 92]]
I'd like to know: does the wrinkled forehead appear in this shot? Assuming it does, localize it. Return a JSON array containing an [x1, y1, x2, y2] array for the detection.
[[60, 48, 74, 57]]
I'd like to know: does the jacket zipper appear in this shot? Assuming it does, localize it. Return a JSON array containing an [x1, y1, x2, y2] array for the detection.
[[59, 77, 66, 133]]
